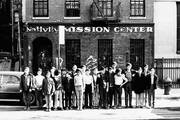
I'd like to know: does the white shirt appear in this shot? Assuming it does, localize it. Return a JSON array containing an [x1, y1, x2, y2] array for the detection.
[[151, 75, 154, 85], [92, 74, 97, 83], [74, 74, 84, 86], [114, 74, 126, 85], [84, 75, 93, 85], [35, 75, 44, 89]]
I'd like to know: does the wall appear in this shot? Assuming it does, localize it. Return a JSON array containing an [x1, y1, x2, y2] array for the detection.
[[23, 0, 153, 24], [154, 1, 180, 58]]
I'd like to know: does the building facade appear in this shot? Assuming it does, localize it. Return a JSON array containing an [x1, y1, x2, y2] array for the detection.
[[154, 0, 180, 84], [22, 0, 154, 73]]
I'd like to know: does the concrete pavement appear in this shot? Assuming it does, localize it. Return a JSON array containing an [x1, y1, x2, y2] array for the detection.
[[0, 88, 179, 120]]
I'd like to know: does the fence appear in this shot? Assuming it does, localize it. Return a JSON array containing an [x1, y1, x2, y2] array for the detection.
[[154, 58, 180, 88]]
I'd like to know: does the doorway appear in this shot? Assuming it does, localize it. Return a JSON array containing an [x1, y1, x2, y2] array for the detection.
[[130, 39, 145, 70], [32, 37, 52, 74]]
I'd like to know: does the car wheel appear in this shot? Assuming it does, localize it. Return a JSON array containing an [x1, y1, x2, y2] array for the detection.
[[22, 92, 36, 105]]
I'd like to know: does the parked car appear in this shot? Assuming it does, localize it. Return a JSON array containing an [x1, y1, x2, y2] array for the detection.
[[0, 71, 36, 105]]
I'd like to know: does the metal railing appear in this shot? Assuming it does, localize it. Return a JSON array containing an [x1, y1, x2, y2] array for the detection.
[[154, 58, 180, 88]]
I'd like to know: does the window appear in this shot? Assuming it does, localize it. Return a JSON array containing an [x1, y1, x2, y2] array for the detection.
[[98, 39, 112, 69], [130, 39, 145, 70], [66, 39, 81, 70], [177, 3, 180, 53], [65, 0, 80, 17], [98, 0, 113, 17], [130, 0, 145, 17], [33, 0, 49, 17]]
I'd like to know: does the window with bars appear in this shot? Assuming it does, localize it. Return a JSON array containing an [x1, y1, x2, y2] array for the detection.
[[98, 39, 112, 69], [177, 3, 180, 53], [130, 0, 145, 17], [33, 0, 48, 17], [98, 0, 113, 17], [65, 0, 80, 17], [65, 39, 81, 70]]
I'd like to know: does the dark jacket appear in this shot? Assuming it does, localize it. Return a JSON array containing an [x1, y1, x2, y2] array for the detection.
[[62, 75, 72, 92], [146, 74, 158, 90], [42, 77, 55, 95], [20, 73, 34, 92], [133, 73, 145, 94], [107, 72, 115, 87], [142, 71, 150, 90], [98, 72, 108, 90], [53, 76, 63, 90]]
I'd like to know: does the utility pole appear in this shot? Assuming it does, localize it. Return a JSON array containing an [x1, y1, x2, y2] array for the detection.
[[17, 14, 21, 71], [11, 0, 14, 56]]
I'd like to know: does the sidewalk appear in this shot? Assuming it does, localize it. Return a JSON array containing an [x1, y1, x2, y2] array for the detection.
[[120, 88, 180, 108], [155, 88, 180, 100], [155, 88, 180, 108]]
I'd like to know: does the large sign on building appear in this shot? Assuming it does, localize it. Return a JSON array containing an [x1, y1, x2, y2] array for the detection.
[[26, 25, 153, 33]]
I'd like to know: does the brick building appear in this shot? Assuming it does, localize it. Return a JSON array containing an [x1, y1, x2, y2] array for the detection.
[[22, 0, 154, 73]]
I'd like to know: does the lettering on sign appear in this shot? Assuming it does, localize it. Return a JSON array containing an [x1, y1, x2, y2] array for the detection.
[[26, 26, 154, 33], [26, 26, 58, 33]]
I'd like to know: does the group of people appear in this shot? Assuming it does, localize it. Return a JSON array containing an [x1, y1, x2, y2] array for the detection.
[[19, 62, 158, 112]]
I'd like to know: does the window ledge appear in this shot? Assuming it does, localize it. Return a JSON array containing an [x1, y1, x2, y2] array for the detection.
[[129, 17, 146, 20], [32, 17, 50, 20], [64, 17, 81, 20]]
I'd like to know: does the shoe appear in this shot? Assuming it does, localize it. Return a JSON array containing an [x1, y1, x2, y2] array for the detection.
[[125, 106, 128, 108], [129, 106, 133, 108], [46, 109, 51, 112]]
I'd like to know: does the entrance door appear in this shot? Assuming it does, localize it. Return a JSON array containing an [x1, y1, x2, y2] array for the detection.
[[130, 39, 145, 70], [98, 39, 113, 69], [66, 39, 81, 70], [32, 37, 52, 74]]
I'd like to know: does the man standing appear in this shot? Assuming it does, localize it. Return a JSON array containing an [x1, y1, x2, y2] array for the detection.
[[147, 68, 158, 108], [20, 67, 35, 110], [123, 63, 134, 108], [34, 68, 44, 109]]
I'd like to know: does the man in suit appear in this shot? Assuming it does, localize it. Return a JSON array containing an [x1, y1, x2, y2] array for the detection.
[[20, 67, 35, 110], [146, 68, 158, 108]]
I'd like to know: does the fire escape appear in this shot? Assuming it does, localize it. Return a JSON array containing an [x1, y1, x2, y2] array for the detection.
[[90, 0, 121, 25]]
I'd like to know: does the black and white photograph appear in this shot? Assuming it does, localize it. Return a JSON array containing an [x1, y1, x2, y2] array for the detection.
[[0, 0, 180, 119]]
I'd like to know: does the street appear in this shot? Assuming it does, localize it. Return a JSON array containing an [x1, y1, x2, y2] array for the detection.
[[0, 88, 179, 120], [0, 105, 180, 120]]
